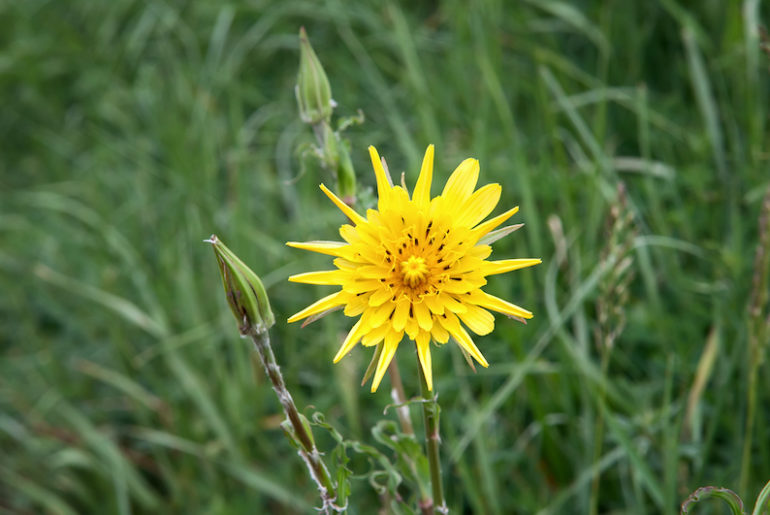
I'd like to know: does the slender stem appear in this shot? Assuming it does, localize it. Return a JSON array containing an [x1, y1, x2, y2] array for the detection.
[[589, 348, 611, 515], [740, 356, 758, 496], [419, 365, 446, 514], [245, 326, 337, 511]]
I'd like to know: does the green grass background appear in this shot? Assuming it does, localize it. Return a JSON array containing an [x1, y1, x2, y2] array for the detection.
[[2, 0, 769, 513]]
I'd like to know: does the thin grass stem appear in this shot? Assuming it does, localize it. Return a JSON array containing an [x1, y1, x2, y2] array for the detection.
[[419, 363, 446, 514], [589, 348, 611, 515]]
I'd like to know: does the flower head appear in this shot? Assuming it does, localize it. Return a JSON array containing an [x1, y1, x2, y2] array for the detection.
[[288, 145, 540, 392]]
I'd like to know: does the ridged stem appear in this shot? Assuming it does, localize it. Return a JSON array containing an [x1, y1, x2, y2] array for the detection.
[[419, 364, 446, 514], [245, 326, 338, 512]]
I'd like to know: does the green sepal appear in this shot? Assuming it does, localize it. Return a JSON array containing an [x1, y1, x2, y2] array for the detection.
[[361, 342, 384, 388]]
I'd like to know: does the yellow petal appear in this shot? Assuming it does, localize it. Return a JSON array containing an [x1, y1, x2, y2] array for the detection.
[[368, 146, 393, 211], [288, 291, 346, 323], [467, 245, 492, 260], [412, 300, 433, 331], [448, 256, 484, 274], [437, 292, 468, 313], [289, 270, 346, 285], [370, 330, 403, 392], [431, 322, 449, 343], [333, 320, 365, 362], [368, 300, 396, 328], [333, 258, 357, 270], [361, 322, 390, 346], [416, 331, 433, 390], [424, 294, 445, 315], [405, 316, 419, 339], [442, 158, 479, 205], [455, 183, 501, 228], [356, 265, 389, 279], [481, 258, 542, 276], [342, 278, 382, 294], [343, 293, 370, 316], [441, 314, 489, 367], [457, 304, 495, 335], [368, 287, 393, 307], [471, 290, 533, 319], [392, 297, 411, 332], [320, 184, 366, 226], [442, 275, 486, 295], [412, 144, 434, 208], [286, 240, 349, 257]]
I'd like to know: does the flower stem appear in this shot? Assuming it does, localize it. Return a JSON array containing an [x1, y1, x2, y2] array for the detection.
[[419, 364, 446, 514], [245, 325, 338, 512]]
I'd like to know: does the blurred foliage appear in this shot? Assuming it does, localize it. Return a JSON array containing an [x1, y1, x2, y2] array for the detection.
[[1, 0, 769, 513]]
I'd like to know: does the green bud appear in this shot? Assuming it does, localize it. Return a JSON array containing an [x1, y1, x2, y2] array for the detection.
[[296, 27, 334, 125], [207, 235, 275, 334]]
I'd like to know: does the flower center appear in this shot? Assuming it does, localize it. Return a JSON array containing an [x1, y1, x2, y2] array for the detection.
[[400, 255, 428, 287]]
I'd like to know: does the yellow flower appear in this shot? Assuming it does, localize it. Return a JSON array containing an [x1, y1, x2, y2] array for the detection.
[[287, 145, 540, 392]]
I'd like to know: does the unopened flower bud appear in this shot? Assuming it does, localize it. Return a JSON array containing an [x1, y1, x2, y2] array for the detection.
[[207, 235, 274, 333], [296, 27, 333, 125]]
